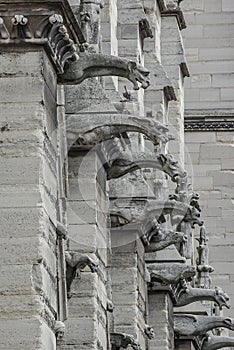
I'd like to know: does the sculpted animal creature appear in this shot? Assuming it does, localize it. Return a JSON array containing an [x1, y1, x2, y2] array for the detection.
[[59, 51, 150, 90], [202, 333, 234, 350], [106, 152, 187, 181], [147, 263, 196, 285], [65, 251, 98, 298], [110, 332, 141, 350], [175, 285, 230, 309], [66, 114, 171, 148], [141, 219, 187, 252], [174, 315, 234, 336]]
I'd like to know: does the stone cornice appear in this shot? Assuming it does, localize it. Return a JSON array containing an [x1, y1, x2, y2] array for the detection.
[[184, 116, 234, 131], [0, 1, 84, 72]]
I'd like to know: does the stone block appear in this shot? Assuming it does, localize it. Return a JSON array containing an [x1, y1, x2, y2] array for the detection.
[[67, 296, 97, 318], [200, 88, 220, 101], [200, 144, 234, 159], [65, 317, 96, 345], [204, 0, 222, 12], [0, 51, 43, 77], [222, 0, 234, 11], [0, 77, 44, 103], [221, 88, 234, 101], [0, 318, 55, 350]]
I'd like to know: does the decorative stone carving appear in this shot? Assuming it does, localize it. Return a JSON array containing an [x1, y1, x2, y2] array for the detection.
[[141, 219, 187, 252], [11, 14, 32, 39], [196, 226, 214, 289], [66, 114, 171, 148], [54, 320, 66, 340], [106, 152, 187, 181], [162, 0, 186, 30], [59, 51, 150, 90], [0, 5, 80, 73], [110, 332, 141, 350], [144, 325, 155, 339], [56, 222, 67, 239], [184, 115, 234, 131], [147, 263, 196, 285], [107, 299, 114, 313], [174, 314, 234, 336], [110, 199, 202, 228], [0, 17, 9, 39], [202, 334, 234, 350], [175, 282, 231, 309], [80, 0, 103, 48], [65, 251, 98, 298]]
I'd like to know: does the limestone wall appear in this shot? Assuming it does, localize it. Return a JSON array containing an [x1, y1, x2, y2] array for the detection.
[[182, 0, 234, 319]]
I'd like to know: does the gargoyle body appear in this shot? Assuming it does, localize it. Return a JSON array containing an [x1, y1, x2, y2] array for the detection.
[[147, 263, 196, 285], [174, 315, 234, 336], [66, 114, 171, 148], [107, 152, 187, 181], [142, 219, 186, 252], [65, 251, 98, 297], [110, 199, 202, 228], [175, 286, 230, 309], [202, 334, 234, 350], [59, 51, 150, 90], [110, 332, 141, 350]]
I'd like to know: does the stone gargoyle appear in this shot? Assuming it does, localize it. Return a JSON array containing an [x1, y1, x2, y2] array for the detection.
[[106, 152, 187, 181], [110, 198, 203, 228], [141, 218, 187, 252], [174, 314, 234, 337], [65, 251, 98, 298], [144, 325, 155, 339], [202, 333, 234, 350], [110, 332, 141, 350], [59, 51, 150, 90], [147, 263, 196, 285], [175, 284, 230, 309], [66, 114, 171, 148]]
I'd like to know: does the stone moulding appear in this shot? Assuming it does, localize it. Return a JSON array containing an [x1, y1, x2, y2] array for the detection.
[[147, 263, 196, 285], [174, 314, 234, 336], [202, 334, 234, 350], [184, 116, 234, 131], [65, 251, 98, 298], [110, 332, 141, 350], [66, 114, 171, 149], [110, 199, 203, 228], [0, 9, 78, 73], [58, 51, 150, 90], [175, 283, 231, 309]]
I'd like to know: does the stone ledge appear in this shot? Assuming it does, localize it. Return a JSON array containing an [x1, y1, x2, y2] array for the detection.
[[184, 115, 234, 131]]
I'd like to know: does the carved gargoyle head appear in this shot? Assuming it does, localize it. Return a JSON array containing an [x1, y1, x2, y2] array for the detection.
[[127, 61, 150, 90], [54, 321, 66, 341], [184, 206, 204, 228], [144, 325, 155, 339], [223, 318, 234, 331], [214, 287, 231, 309], [158, 154, 187, 182]]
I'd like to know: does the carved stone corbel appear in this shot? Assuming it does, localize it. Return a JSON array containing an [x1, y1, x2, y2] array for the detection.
[[147, 263, 196, 285], [65, 251, 98, 298], [59, 51, 150, 90], [110, 332, 141, 350], [66, 114, 171, 149], [202, 334, 234, 350], [175, 282, 230, 309], [174, 314, 234, 337]]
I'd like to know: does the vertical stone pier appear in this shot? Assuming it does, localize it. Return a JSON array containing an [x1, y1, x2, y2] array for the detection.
[[0, 2, 80, 349]]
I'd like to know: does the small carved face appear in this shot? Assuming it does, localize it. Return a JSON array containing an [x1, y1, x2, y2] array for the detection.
[[215, 287, 231, 309], [56, 330, 65, 340], [145, 325, 155, 339]]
